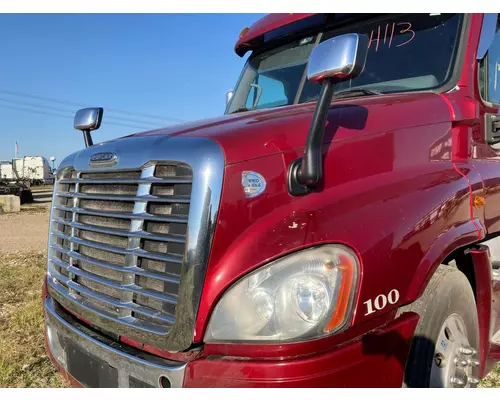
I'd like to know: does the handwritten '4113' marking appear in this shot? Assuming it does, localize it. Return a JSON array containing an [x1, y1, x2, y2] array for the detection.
[[368, 22, 415, 52]]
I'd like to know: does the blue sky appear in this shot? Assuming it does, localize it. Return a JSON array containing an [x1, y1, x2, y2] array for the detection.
[[0, 13, 265, 165]]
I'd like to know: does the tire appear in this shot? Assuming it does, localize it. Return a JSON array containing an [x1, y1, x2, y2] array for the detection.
[[404, 264, 479, 388], [19, 189, 33, 204]]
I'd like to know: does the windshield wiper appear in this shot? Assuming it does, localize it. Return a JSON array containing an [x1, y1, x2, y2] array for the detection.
[[333, 88, 382, 99], [230, 107, 249, 114], [231, 89, 381, 114]]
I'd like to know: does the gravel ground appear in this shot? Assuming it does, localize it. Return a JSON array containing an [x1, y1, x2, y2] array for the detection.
[[0, 189, 51, 253]]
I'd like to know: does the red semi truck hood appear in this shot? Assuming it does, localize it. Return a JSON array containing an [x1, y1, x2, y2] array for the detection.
[[125, 92, 452, 165]]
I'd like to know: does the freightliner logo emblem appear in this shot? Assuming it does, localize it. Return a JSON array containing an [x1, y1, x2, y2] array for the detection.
[[242, 171, 266, 198], [89, 152, 118, 167]]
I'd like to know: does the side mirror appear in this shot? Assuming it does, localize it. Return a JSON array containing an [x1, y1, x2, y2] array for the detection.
[[307, 33, 369, 84], [226, 91, 234, 107], [288, 33, 369, 196], [74, 107, 103, 148]]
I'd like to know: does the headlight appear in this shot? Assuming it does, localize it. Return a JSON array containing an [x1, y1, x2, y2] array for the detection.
[[204, 245, 360, 342]]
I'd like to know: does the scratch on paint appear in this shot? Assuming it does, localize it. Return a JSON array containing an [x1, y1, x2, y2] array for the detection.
[[289, 222, 298, 229]]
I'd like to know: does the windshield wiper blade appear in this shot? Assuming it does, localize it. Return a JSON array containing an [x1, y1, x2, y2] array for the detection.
[[230, 107, 249, 114], [333, 88, 382, 99]]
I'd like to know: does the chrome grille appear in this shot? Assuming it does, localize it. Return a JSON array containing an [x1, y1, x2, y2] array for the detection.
[[46, 137, 224, 351], [49, 163, 192, 335]]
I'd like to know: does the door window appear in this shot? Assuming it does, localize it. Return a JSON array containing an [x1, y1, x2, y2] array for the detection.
[[479, 15, 500, 104]]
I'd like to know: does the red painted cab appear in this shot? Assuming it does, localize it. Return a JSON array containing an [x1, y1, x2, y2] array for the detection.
[[44, 13, 500, 388]]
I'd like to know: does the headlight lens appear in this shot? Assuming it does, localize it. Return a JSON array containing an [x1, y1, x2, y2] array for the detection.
[[204, 245, 360, 342]]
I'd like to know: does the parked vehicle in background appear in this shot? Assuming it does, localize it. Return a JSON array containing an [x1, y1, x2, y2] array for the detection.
[[0, 161, 11, 179], [0, 156, 54, 185], [43, 13, 500, 388], [0, 160, 15, 181], [0, 158, 34, 204]]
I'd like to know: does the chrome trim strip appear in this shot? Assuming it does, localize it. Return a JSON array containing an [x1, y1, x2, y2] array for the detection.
[[55, 192, 191, 203], [53, 204, 189, 223], [49, 245, 181, 283], [45, 297, 185, 387], [48, 136, 225, 351], [49, 279, 172, 333], [52, 218, 186, 243], [60, 177, 192, 184], [50, 231, 183, 263], [49, 258, 178, 304], [49, 275, 175, 325]]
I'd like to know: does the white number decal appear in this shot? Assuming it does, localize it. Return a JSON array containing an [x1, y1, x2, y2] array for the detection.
[[388, 289, 400, 304], [364, 289, 400, 316]]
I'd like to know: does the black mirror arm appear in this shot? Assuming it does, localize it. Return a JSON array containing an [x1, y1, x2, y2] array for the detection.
[[288, 79, 335, 195], [83, 129, 93, 148], [297, 79, 335, 186]]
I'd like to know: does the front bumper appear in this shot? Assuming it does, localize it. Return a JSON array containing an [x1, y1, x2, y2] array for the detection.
[[45, 295, 419, 388], [44, 297, 186, 388]]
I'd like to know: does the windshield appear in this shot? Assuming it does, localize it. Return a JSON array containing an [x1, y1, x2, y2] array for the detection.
[[227, 13, 464, 114]]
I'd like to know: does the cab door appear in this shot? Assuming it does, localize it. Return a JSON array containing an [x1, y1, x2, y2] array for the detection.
[[473, 14, 500, 235], [475, 13, 500, 344]]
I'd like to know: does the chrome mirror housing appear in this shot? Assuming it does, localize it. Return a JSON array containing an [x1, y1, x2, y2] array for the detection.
[[307, 33, 369, 84], [74, 107, 103, 132], [73, 107, 103, 148]]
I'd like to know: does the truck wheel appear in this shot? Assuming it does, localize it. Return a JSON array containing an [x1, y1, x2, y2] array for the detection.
[[19, 189, 33, 204], [404, 264, 479, 388]]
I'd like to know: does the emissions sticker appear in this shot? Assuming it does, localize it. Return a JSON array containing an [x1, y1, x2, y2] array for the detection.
[[242, 171, 266, 198]]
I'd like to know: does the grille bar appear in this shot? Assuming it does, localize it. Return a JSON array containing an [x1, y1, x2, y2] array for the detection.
[[49, 276, 173, 330], [56, 192, 191, 203], [50, 244, 181, 283], [50, 257, 178, 304], [67, 175, 80, 298], [51, 230, 183, 264], [53, 205, 189, 224], [121, 165, 152, 319], [52, 218, 186, 244], [59, 177, 192, 185]]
